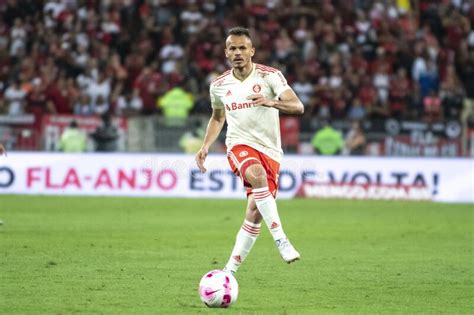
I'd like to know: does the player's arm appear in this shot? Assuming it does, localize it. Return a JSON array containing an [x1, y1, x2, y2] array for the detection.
[[0, 143, 6, 156], [195, 108, 226, 173], [247, 89, 304, 115]]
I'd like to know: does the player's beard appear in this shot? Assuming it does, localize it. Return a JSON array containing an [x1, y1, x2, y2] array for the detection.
[[233, 58, 248, 70]]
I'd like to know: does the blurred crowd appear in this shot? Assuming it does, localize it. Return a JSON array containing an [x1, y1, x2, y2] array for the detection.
[[0, 0, 473, 130]]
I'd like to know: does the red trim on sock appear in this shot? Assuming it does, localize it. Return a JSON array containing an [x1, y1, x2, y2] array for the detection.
[[243, 223, 260, 232], [252, 187, 269, 193], [242, 225, 260, 236], [254, 192, 272, 200]]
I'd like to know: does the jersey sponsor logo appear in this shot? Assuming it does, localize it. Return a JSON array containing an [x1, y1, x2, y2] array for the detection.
[[252, 84, 261, 93], [226, 90, 232, 96], [239, 151, 248, 157], [225, 101, 257, 111]]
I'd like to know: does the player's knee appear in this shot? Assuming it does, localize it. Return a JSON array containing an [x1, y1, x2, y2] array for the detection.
[[244, 164, 267, 187]]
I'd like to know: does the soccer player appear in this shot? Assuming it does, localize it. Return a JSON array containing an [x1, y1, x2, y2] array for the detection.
[[0, 143, 5, 156], [195, 27, 304, 274]]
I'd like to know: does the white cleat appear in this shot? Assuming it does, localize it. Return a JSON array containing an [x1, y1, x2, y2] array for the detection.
[[276, 238, 301, 263]]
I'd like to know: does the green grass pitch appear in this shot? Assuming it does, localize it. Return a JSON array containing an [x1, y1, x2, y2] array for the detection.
[[0, 195, 472, 314]]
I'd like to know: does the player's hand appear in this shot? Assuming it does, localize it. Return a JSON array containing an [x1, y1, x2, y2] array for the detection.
[[247, 94, 275, 107], [0, 144, 6, 156], [195, 146, 208, 173]]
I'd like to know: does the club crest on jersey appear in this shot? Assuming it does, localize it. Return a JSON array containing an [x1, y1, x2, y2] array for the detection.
[[239, 151, 248, 157], [252, 84, 261, 93]]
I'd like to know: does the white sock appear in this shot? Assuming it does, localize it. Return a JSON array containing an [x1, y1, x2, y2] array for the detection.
[[224, 220, 261, 273], [252, 187, 287, 241]]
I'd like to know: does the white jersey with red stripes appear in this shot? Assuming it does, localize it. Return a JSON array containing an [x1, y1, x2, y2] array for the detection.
[[209, 63, 292, 162]]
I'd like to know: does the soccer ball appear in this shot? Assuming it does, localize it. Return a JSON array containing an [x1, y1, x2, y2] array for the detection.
[[198, 270, 239, 308]]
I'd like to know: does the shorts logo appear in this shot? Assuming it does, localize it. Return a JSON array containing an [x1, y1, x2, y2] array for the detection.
[[252, 84, 261, 93], [239, 151, 248, 157]]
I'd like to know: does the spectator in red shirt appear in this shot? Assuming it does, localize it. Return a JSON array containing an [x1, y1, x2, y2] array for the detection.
[[27, 78, 55, 129], [389, 68, 411, 118], [133, 63, 165, 115], [423, 90, 442, 122], [440, 64, 464, 119], [358, 75, 377, 109]]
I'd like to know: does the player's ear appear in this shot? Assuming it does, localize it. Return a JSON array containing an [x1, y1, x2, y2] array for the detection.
[[250, 47, 255, 57]]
